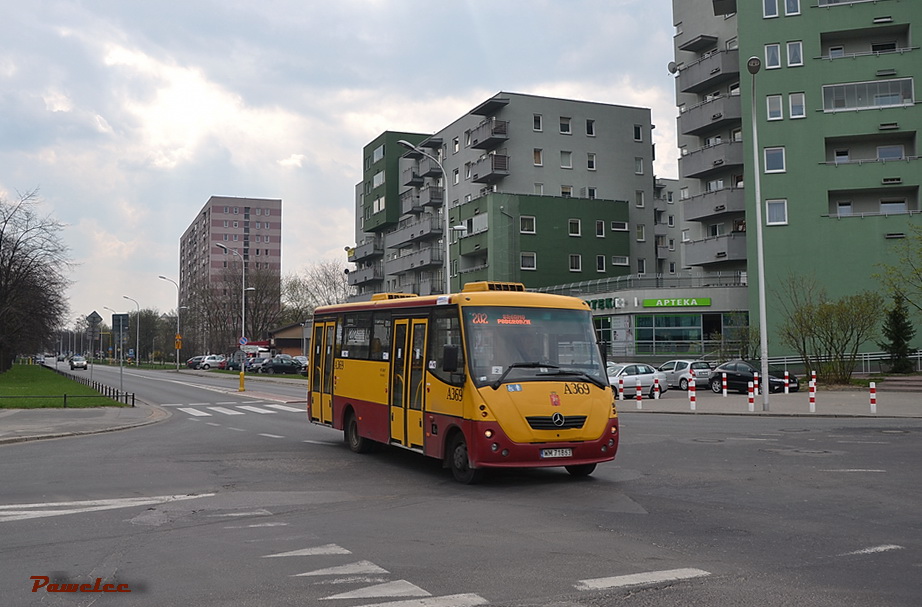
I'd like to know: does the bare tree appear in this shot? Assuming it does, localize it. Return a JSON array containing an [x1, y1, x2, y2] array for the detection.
[[0, 190, 71, 371], [280, 260, 354, 325], [876, 223, 922, 313]]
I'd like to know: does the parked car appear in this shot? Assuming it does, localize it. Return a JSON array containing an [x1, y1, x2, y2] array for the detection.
[[709, 359, 799, 394], [292, 355, 308, 368], [198, 354, 226, 370], [225, 358, 243, 371], [260, 355, 303, 375], [607, 362, 668, 397], [186, 355, 205, 369], [246, 356, 271, 372], [69, 355, 88, 370], [658, 359, 713, 390]]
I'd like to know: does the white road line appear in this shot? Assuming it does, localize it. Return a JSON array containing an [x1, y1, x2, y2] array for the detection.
[[259, 433, 285, 439], [208, 509, 272, 517], [323, 580, 430, 600], [294, 561, 389, 577], [303, 440, 339, 446], [238, 405, 276, 414], [575, 568, 711, 591], [177, 407, 211, 417], [225, 522, 289, 529], [350, 595, 488, 607], [0, 494, 214, 523], [838, 544, 904, 557], [266, 404, 305, 413], [206, 422, 221, 427], [188, 402, 210, 406], [207, 406, 245, 416], [228, 427, 246, 432], [216, 401, 240, 405], [819, 469, 886, 473], [263, 544, 352, 558], [835, 441, 890, 445]]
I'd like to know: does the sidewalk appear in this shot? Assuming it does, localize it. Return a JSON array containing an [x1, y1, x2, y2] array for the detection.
[[0, 401, 169, 445]]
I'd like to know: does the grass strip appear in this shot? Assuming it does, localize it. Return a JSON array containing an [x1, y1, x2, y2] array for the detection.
[[0, 364, 128, 408]]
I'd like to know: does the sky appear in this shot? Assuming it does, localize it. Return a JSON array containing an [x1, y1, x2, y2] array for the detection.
[[1, 0, 679, 326]]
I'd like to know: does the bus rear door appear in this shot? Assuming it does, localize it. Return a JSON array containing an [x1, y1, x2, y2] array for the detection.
[[310, 320, 336, 424], [389, 318, 427, 449]]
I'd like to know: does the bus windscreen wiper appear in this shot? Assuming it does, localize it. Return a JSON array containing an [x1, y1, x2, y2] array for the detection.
[[538, 368, 607, 389], [490, 362, 559, 390]]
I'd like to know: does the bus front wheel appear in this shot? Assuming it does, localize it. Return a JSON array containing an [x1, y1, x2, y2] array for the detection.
[[449, 434, 484, 484], [345, 411, 373, 454], [565, 463, 597, 478]]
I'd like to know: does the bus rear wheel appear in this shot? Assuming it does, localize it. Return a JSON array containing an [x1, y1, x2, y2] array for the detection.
[[345, 411, 373, 454], [565, 463, 597, 477], [449, 434, 484, 484]]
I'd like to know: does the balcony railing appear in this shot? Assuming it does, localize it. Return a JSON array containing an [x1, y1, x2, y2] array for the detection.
[[419, 185, 444, 207], [388, 216, 443, 248], [683, 188, 746, 222], [472, 154, 510, 184], [678, 95, 742, 136], [677, 49, 739, 94], [349, 236, 384, 262], [679, 140, 745, 179], [347, 264, 384, 286], [683, 232, 747, 267], [400, 189, 422, 215], [470, 118, 509, 150], [384, 247, 444, 275]]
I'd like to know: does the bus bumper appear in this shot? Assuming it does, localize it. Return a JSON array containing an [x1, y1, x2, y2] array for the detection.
[[466, 419, 620, 469]]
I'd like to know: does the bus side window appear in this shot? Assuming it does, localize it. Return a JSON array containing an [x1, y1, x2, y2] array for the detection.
[[371, 313, 391, 361], [429, 307, 464, 386], [343, 312, 372, 359]]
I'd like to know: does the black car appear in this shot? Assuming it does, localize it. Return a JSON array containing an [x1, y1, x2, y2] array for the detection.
[[259, 356, 303, 375], [185, 355, 204, 369], [710, 360, 799, 394]]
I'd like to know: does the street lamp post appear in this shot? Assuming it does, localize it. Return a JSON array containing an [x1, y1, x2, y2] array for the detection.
[[216, 242, 252, 391], [123, 295, 140, 367], [397, 139, 452, 295], [159, 275, 181, 371], [748, 56, 770, 412], [103, 305, 125, 395]]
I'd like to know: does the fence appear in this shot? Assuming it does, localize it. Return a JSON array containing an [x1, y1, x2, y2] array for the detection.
[[42, 365, 136, 406]]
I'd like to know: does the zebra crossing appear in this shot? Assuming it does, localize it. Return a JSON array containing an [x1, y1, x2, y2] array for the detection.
[[169, 402, 305, 417]]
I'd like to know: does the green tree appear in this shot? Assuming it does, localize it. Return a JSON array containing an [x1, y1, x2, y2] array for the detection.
[[877, 223, 922, 314], [878, 293, 917, 374]]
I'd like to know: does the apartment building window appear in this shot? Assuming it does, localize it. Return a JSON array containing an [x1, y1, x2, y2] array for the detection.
[[611, 221, 628, 232], [560, 150, 573, 168], [785, 0, 800, 15], [464, 131, 472, 146], [372, 144, 385, 163], [596, 255, 605, 272], [233, 234, 238, 241], [635, 190, 645, 207], [534, 183, 544, 195], [764, 147, 786, 173], [765, 43, 781, 69], [612, 255, 629, 266], [518, 215, 536, 234], [586, 119, 596, 136], [878, 145, 905, 161], [668, 237, 676, 250], [767, 95, 783, 120], [872, 42, 897, 54], [637, 258, 646, 275], [823, 79, 913, 112], [234, 207, 239, 214], [829, 45, 845, 59], [682, 229, 690, 242], [763, 0, 778, 18], [452, 137, 460, 153], [881, 199, 907, 214], [596, 220, 605, 237], [668, 215, 675, 228], [223, 234, 228, 241], [587, 187, 597, 199], [533, 148, 544, 166], [569, 254, 582, 272], [568, 219, 581, 236], [787, 41, 803, 67], [633, 124, 643, 141], [533, 114, 543, 131], [790, 92, 806, 118], [587, 153, 596, 170], [634, 157, 644, 174], [233, 221, 239, 228], [372, 171, 385, 188], [636, 224, 646, 242], [708, 224, 724, 237], [465, 163, 472, 179], [265, 236, 270, 243], [766, 199, 788, 225], [837, 202, 852, 216], [669, 262, 677, 274], [680, 187, 689, 200], [223, 220, 228, 227], [561, 185, 573, 198], [835, 149, 850, 163], [521, 252, 537, 270], [373, 195, 385, 213], [453, 168, 460, 185], [560, 117, 571, 134]]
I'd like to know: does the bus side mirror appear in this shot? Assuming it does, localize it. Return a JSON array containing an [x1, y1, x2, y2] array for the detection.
[[442, 345, 460, 372]]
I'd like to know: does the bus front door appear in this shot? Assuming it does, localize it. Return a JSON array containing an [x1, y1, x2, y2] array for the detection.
[[310, 321, 336, 424], [389, 318, 427, 449]]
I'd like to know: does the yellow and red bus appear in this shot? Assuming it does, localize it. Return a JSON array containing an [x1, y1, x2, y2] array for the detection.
[[307, 282, 619, 483]]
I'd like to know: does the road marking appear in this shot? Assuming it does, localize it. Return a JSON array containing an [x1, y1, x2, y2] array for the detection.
[[177, 407, 211, 417], [207, 406, 245, 415], [264, 544, 352, 558], [228, 427, 246, 432], [209, 509, 272, 517], [835, 441, 890, 445], [575, 568, 711, 591], [259, 433, 285, 439], [266, 404, 305, 412], [819, 469, 886, 473], [225, 522, 289, 529], [294, 561, 389, 577], [304, 440, 339, 446], [216, 401, 240, 405], [206, 422, 221, 427], [838, 544, 904, 556], [349, 595, 488, 607], [238, 405, 276, 414], [0, 494, 214, 523], [188, 402, 210, 406], [323, 580, 430, 600]]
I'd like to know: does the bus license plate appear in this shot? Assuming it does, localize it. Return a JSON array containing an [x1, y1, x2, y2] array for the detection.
[[540, 448, 572, 459]]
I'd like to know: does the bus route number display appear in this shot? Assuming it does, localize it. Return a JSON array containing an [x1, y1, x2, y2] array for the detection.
[[470, 312, 532, 326]]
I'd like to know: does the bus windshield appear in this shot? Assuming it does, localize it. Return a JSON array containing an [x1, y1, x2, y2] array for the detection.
[[462, 306, 607, 389]]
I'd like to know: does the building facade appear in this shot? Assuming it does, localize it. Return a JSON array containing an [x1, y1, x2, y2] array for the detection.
[[673, 0, 922, 356]]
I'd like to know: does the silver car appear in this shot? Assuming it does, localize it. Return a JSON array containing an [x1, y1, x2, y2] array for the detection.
[[658, 359, 713, 390], [607, 362, 668, 398]]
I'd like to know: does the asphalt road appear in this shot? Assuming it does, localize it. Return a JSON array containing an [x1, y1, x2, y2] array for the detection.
[[1, 370, 920, 606]]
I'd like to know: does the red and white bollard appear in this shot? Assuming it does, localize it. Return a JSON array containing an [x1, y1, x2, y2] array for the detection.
[[722, 372, 728, 397], [870, 381, 877, 414], [784, 370, 790, 394], [809, 380, 816, 413], [753, 372, 760, 396], [653, 377, 661, 400], [747, 381, 754, 412], [635, 380, 643, 410], [618, 377, 624, 401], [689, 378, 697, 411], [811, 369, 817, 389]]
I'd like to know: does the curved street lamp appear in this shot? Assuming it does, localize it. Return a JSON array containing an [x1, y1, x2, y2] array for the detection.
[[216, 242, 251, 391], [159, 275, 181, 371], [123, 295, 140, 366]]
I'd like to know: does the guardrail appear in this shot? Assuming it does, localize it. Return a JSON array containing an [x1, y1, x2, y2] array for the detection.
[[0, 391, 134, 407]]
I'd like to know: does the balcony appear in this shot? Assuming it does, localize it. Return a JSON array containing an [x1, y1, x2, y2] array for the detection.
[[347, 264, 384, 286], [402, 166, 423, 187], [349, 236, 384, 263], [472, 154, 510, 184], [683, 232, 747, 267], [384, 246, 444, 275], [419, 185, 444, 208], [677, 49, 740, 94], [388, 216, 443, 248], [400, 190, 422, 215], [470, 118, 509, 150], [678, 95, 742, 136], [419, 156, 443, 177], [679, 140, 745, 179], [683, 188, 746, 222]]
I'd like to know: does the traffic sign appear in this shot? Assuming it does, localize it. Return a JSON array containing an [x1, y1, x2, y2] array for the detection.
[[239, 337, 248, 346]]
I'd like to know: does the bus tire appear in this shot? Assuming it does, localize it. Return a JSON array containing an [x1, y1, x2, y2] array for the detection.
[[448, 434, 484, 484], [565, 463, 596, 477], [345, 411, 373, 454]]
